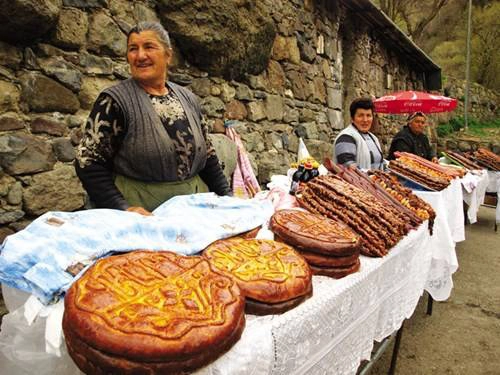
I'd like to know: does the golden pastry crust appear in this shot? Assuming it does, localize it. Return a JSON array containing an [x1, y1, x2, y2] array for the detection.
[[310, 258, 361, 279], [298, 249, 360, 268], [232, 226, 261, 240], [245, 285, 313, 315], [64, 313, 245, 375], [63, 251, 245, 367], [269, 209, 360, 256], [203, 238, 312, 303]]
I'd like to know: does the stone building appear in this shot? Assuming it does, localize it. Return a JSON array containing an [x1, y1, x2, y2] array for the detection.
[[0, 0, 476, 235]]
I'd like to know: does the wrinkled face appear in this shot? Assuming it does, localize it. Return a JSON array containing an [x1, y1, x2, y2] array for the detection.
[[127, 30, 172, 85], [409, 115, 426, 135], [352, 108, 373, 133]]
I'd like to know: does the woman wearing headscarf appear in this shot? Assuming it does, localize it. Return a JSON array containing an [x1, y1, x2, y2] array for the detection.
[[388, 111, 436, 161]]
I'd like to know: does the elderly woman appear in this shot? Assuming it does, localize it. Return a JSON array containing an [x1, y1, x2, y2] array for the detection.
[[333, 97, 384, 170], [75, 22, 230, 215], [388, 111, 436, 161]]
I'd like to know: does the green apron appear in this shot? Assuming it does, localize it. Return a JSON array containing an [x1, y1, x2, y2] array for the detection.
[[114, 174, 209, 212]]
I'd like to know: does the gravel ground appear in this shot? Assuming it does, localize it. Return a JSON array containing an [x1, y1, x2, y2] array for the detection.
[[368, 205, 500, 375]]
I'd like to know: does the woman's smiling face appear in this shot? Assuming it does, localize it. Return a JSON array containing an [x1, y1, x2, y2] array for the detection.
[[352, 108, 373, 133], [127, 30, 172, 86]]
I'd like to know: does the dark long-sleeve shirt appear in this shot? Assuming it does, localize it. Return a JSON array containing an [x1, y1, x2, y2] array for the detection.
[[388, 126, 435, 160], [75, 90, 229, 209]]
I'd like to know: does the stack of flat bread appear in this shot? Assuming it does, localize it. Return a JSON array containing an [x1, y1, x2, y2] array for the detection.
[[270, 209, 361, 278], [203, 237, 312, 315], [63, 250, 245, 375]]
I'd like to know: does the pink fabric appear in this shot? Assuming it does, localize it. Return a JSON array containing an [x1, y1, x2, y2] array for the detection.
[[226, 127, 261, 198], [257, 188, 299, 211]]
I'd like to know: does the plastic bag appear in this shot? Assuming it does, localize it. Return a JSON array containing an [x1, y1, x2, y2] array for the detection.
[[0, 299, 81, 375], [297, 137, 311, 163]]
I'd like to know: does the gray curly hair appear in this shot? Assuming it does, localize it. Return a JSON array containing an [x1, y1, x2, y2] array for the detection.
[[127, 21, 172, 50]]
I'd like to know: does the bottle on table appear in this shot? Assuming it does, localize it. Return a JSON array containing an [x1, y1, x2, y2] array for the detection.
[[310, 164, 320, 179], [302, 162, 314, 183], [289, 165, 305, 195]]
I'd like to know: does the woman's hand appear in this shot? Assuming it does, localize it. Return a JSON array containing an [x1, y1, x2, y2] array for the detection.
[[126, 206, 153, 216]]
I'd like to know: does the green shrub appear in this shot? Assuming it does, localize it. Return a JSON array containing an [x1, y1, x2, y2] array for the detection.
[[437, 123, 453, 137], [437, 116, 464, 136], [437, 116, 499, 137]]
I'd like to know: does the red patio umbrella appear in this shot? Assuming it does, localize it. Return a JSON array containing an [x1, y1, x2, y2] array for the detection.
[[374, 90, 457, 114]]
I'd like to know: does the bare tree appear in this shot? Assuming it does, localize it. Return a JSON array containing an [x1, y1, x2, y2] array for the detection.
[[375, 0, 451, 43], [471, 2, 500, 89], [378, 0, 405, 20]]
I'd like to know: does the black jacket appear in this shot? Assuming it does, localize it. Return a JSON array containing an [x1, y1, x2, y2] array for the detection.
[[388, 126, 434, 160]]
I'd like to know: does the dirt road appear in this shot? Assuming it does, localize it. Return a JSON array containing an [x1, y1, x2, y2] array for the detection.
[[369, 206, 500, 375]]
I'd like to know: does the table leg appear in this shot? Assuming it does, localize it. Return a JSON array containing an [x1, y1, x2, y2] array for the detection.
[[388, 321, 405, 375], [356, 325, 405, 375], [427, 293, 434, 316]]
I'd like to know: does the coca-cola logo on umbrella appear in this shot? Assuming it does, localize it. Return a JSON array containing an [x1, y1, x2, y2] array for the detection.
[[374, 90, 457, 114]]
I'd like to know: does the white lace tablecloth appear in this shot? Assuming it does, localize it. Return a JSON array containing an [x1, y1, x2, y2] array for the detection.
[[414, 178, 464, 301], [486, 171, 500, 223], [1, 224, 433, 375], [461, 170, 489, 224]]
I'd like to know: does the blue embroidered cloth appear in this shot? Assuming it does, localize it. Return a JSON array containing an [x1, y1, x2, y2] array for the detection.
[[0, 193, 273, 304]]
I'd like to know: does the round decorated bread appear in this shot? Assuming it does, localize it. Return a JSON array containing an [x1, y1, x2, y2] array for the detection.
[[270, 209, 360, 256], [245, 289, 313, 316], [298, 248, 360, 268], [203, 238, 312, 304], [310, 258, 361, 279], [233, 226, 261, 240], [63, 250, 245, 375]]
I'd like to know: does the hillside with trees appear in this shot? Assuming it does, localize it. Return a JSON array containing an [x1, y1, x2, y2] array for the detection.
[[374, 0, 499, 92]]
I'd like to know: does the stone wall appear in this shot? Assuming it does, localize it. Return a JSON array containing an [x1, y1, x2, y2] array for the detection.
[[436, 76, 500, 154], [0, 0, 433, 235], [341, 13, 427, 156], [441, 76, 499, 123]]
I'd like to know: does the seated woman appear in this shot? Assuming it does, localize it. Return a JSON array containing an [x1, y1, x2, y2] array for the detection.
[[75, 22, 230, 215], [333, 97, 384, 170], [387, 111, 437, 161]]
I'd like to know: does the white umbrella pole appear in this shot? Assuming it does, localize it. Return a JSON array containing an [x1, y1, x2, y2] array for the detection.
[[464, 0, 473, 130]]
